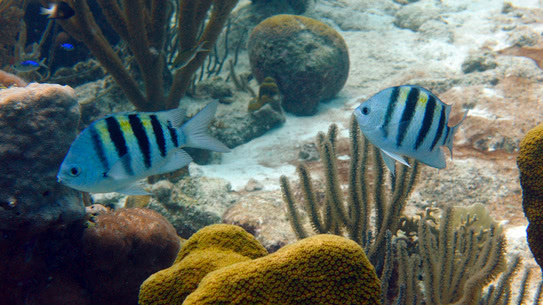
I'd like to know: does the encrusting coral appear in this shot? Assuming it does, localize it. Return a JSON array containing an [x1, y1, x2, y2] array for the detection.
[[138, 224, 268, 305], [39, 0, 238, 111], [183, 234, 381, 305], [517, 123, 543, 272]]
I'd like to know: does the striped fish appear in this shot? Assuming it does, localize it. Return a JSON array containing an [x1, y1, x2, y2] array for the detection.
[[57, 101, 230, 195], [353, 85, 468, 175]]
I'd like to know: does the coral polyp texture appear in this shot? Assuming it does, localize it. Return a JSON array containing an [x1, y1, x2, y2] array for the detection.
[[248, 14, 349, 116], [182, 234, 381, 305], [139, 224, 268, 305], [518, 123, 543, 271]]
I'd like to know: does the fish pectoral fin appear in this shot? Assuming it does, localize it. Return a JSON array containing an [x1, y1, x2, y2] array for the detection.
[[116, 182, 150, 195], [379, 149, 410, 176], [153, 149, 193, 176]]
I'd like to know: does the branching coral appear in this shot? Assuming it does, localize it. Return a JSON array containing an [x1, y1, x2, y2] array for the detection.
[[518, 123, 543, 272], [182, 234, 381, 305], [139, 224, 268, 305], [40, 0, 238, 111]]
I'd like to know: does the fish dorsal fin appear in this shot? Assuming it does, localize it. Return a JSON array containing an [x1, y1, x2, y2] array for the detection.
[[153, 149, 193, 176], [116, 181, 150, 195], [379, 149, 411, 176], [156, 108, 186, 129]]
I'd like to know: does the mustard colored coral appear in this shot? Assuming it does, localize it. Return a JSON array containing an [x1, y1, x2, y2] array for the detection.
[[183, 234, 381, 305], [518, 123, 543, 271], [138, 224, 268, 305]]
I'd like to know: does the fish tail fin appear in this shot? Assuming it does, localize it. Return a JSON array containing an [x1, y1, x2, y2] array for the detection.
[[180, 100, 231, 153], [446, 109, 469, 159]]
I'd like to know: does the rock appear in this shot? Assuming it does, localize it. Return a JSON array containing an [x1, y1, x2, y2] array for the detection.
[[248, 14, 349, 115], [222, 190, 297, 252], [394, 3, 439, 32], [194, 76, 233, 101], [81, 208, 180, 305], [213, 96, 285, 149], [462, 51, 498, 73], [147, 176, 236, 238], [0, 83, 85, 235]]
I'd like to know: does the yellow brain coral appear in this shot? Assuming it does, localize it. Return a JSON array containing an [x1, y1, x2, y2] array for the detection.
[[138, 224, 268, 305], [183, 234, 381, 305], [518, 123, 543, 271]]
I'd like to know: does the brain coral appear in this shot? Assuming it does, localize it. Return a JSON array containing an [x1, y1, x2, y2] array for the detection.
[[248, 14, 349, 116], [139, 224, 268, 305], [518, 123, 543, 271], [183, 234, 381, 305]]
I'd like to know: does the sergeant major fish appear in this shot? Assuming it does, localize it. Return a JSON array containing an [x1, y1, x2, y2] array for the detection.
[[353, 85, 468, 175], [57, 101, 230, 195]]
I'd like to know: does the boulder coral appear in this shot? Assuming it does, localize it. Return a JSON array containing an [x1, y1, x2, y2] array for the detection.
[[81, 208, 181, 305], [183, 234, 381, 305], [248, 14, 349, 116], [139, 224, 268, 305], [518, 123, 543, 271]]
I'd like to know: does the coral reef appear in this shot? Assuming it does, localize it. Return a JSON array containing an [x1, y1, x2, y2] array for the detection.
[[139, 224, 268, 305], [81, 208, 181, 305], [517, 123, 543, 272], [41, 0, 239, 111], [0, 83, 85, 235], [183, 234, 381, 305], [248, 14, 349, 115]]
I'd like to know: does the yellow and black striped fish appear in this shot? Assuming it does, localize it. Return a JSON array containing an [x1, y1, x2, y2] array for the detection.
[[57, 101, 229, 195], [354, 85, 468, 175]]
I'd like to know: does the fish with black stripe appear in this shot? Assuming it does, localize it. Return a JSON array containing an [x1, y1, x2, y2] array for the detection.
[[353, 85, 468, 175], [57, 101, 230, 195]]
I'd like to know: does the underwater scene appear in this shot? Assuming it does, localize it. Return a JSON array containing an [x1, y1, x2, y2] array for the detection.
[[2, 0, 543, 304]]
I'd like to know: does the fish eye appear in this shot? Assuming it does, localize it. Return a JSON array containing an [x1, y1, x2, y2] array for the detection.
[[361, 106, 370, 115], [69, 166, 81, 177]]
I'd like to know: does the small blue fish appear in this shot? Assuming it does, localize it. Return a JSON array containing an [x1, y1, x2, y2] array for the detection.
[[57, 101, 230, 195], [354, 85, 468, 175], [11, 58, 47, 73], [60, 43, 74, 51]]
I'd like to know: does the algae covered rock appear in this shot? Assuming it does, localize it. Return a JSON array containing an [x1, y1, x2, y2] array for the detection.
[[248, 14, 349, 116], [0, 83, 85, 235], [183, 234, 381, 305], [139, 224, 268, 305]]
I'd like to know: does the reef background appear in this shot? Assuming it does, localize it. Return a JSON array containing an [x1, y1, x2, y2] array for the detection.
[[190, 0, 543, 296]]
